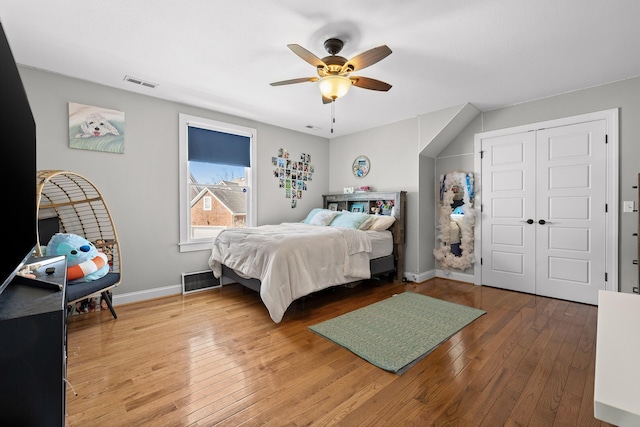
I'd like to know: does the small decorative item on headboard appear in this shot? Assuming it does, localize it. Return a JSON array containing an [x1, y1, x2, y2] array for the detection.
[[376, 200, 394, 215]]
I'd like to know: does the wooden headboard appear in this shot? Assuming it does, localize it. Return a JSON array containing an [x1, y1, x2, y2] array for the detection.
[[322, 191, 407, 281]]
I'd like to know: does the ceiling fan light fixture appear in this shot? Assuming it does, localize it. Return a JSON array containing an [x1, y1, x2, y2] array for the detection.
[[318, 75, 352, 100]]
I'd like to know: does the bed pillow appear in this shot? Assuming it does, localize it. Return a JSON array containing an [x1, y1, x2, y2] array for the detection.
[[308, 209, 338, 226], [302, 208, 338, 225], [329, 211, 372, 229], [368, 215, 396, 231], [302, 208, 324, 224], [358, 215, 376, 230]]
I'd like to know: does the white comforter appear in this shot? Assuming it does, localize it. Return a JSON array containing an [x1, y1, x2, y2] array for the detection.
[[208, 223, 372, 323]]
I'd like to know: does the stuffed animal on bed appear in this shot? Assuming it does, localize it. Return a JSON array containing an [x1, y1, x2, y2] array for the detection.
[[46, 233, 109, 283]]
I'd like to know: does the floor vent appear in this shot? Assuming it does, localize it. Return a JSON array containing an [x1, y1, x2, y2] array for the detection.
[[182, 270, 220, 294]]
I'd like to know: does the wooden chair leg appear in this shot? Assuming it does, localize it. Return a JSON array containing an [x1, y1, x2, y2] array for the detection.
[[101, 291, 117, 319]]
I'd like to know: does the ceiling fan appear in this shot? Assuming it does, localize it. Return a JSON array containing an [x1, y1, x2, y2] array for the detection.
[[270, 38, 392, 104]]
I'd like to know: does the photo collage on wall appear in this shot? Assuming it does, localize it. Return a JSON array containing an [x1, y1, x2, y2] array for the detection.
[[272, 148, 314, 208]]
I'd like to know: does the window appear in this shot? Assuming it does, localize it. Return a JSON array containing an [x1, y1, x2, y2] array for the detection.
[[179, 114, 257, 252]]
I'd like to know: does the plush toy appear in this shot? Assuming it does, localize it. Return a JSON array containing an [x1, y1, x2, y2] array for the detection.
[[93, 238, 114, 266], [46, 233, 110, 283]]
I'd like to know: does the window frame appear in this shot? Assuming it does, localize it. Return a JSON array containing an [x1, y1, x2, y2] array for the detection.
[[178, 113, 257, 252], [202, 196, 212, 211]]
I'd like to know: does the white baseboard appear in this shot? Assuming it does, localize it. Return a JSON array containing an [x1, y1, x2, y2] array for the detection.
[[112, 284, 181, 306], [435, 269, 475, 284], [404, 270, 437, 283]]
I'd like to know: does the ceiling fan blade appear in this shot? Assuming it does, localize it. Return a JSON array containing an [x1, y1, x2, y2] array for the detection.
[[270, 77, 318, 86], [350, 76, 392, 91], [287, 44, 326, 68], [342, 45, 392, 73]]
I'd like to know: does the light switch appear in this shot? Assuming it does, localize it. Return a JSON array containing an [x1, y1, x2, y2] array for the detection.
[[624, 201, 635, 213]]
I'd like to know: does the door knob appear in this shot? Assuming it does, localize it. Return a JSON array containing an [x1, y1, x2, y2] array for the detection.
[[526, 219, 534, 224], [539, 219, 546, 225]]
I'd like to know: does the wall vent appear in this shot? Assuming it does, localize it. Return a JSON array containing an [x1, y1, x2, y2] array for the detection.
[[182, 270, 220, 294], [123, 75, 158, 89]]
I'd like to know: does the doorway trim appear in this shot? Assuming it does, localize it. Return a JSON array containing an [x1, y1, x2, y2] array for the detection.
[[473, 108, 619, 292]]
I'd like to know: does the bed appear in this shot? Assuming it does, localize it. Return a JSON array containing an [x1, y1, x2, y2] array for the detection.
[[208, 191, 406, 323]]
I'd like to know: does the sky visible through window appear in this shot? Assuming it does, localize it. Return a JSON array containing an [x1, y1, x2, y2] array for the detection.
[[190, 161, 245, 184]]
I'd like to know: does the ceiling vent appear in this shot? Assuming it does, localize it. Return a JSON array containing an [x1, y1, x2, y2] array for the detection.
[[124, 75, 158, 89]]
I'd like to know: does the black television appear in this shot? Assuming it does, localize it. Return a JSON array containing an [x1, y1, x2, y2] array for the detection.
[[0, 21, 37, 296]]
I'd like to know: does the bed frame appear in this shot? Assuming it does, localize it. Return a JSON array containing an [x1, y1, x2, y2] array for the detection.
[[219, 190, 407, 291]]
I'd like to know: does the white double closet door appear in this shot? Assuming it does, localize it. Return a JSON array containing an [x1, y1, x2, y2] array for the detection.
[[479, 117, 609, 305]]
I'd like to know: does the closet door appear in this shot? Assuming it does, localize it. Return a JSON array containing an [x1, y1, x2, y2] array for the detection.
[[535, 120, 607, 305], [480, 131, 536, 294], [480, 119, 607, 305]]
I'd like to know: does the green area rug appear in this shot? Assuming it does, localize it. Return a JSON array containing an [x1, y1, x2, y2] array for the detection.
[[308, 291, 486, 375]]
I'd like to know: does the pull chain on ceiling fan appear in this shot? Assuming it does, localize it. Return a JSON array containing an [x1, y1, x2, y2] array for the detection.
[[331, 100, 336, 133], [270, 38, 392, 133]]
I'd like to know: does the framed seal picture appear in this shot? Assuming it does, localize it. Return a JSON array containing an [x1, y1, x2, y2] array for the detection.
[[352, 155, 370, 178]]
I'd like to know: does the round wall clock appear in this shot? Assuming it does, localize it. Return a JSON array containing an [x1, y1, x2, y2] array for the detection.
[[352, 155, 370, 178]]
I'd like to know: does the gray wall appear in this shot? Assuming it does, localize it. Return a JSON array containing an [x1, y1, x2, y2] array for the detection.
[[19, 66, 330, 304], [418, 154, 436, 275]]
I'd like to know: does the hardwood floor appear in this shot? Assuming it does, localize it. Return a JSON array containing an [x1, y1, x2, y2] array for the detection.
[[65, 278, 612, 426]]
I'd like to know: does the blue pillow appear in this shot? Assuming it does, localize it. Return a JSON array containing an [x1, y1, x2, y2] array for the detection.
[[329, 211, 371, 229], [308, 209, 338, 226], [302, 208, 325, 224]]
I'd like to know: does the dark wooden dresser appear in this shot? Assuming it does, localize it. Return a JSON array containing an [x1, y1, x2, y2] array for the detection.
[[0, 256, 67, 426]]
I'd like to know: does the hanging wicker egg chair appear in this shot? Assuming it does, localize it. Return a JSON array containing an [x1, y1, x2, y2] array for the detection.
[[35, 170, 121, 318]]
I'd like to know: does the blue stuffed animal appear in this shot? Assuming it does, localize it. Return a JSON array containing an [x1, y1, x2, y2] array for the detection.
[[46, 233, 109, 283]]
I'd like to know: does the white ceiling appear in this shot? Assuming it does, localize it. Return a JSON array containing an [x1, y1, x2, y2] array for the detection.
[[2, 1, 640, 139]]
